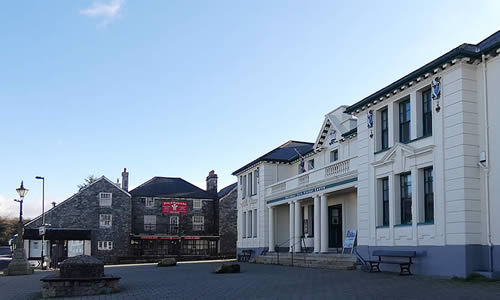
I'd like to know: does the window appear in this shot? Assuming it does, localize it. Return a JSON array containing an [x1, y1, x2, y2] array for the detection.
[[170, 216, 179, 234], [330, 149, 339, 163], [400, 173, 412, 224], [144, 215, 156, 231], [253, 170, 258, 195], [99, 192, 112, 207], [382, 178, 389, 226], [380, 108, 389, 150], [247, 210, 252, 238], [248, 172, 253, 197], [399, 99, 411, 143], [192, 216, 204, 231], [424, 167, 434, 223], [144, 197, 154, 208], [242, 212, 246, 238], [193, 199, 202, 209], [307, 159, 315, 170], [242, 175, 247, 198], [98, 241, 113, 250], [253, 209, 257, 238], [99, 214, 112, 228], [422, 89, 432, 136]]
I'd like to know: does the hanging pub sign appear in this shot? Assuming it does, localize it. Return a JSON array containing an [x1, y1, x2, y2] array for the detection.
[[161, 201, 188, 214]]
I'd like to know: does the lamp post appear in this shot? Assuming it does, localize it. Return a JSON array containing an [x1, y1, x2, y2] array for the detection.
[[8, 181, 33, 275], [35, 176, 46, 270]]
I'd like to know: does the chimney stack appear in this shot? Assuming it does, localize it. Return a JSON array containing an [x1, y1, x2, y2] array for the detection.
[[122, 168, 129, 192], [206, 170, 218, 194], [51, 202, 56, 208]]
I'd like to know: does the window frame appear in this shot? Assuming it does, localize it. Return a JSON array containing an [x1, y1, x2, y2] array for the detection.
[[307, 159, 315, 171], [400, 173, 412, 225], [170, 215, 179, 234], [380, 108, 389, 150], [99, 214, 112, 228], [98, 241, 113, 251], [423, 167, 434, 223], [193, 199, 202, 209], [382, 177, 389, 226], [144, 215, 157, 231], [99, 192, 112, 207], [422, 88, 433, 137], [248, 172, 253, 197], [399, 99, 411, 143], [192, 215, 204, 231], [330, 149, 339, 163], [144, 197, 154, 208]]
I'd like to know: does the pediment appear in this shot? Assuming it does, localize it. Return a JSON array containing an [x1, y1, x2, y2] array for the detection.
[[373, 143, 416, 166], [313, 116, 345, 151]]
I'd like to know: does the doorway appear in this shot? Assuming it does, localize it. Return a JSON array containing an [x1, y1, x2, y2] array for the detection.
[[328, 204, 343, 249]]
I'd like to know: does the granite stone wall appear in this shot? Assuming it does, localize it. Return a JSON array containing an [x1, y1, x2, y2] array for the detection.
[[219, 187, 237, 256], [26, 178, 132, 263]]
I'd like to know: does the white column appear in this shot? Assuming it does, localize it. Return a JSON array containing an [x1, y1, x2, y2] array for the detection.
[[294, 200, 302, 253], [320, 194, 329, 253], [289, 202, 295, 252], [314, 195, 321, 253], [268, 206, 274, 252]]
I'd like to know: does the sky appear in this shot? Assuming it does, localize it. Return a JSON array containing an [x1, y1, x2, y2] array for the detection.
[[1, 0, 500, 219]]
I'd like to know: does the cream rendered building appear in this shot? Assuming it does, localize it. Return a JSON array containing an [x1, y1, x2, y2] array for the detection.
[[233, 30, 500, 277]]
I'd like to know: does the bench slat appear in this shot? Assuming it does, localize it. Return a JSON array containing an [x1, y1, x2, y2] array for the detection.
[[372, 250, 416, 257]]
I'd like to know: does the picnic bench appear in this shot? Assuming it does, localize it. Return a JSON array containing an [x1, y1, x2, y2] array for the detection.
[[237, 250, 254, 262], [368, 250, 416, 275]]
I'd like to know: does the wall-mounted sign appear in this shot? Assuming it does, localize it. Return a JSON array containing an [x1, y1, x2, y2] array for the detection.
[[162, 201, 188, 214], [183, 236, 200, 240]]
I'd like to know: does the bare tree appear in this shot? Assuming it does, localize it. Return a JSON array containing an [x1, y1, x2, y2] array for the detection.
[[77, 175, 98, 191]]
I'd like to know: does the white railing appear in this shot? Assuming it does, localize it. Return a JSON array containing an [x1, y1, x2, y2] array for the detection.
[[325, 159, 350, 177], [265, 157, 357, 197], [298, 174, 309, 185]]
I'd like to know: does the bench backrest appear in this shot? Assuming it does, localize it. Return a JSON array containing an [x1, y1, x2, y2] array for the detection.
[[372, 250, 416, 257]]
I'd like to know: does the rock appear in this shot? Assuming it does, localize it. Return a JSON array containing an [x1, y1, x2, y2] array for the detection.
[[214, 264, 240, 274], [157, 258, 176, 267], [59, 255, 104, 278]]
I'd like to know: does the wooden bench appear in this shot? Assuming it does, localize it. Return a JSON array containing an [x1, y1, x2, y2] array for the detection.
[[237, 250, 254, 262], [368, 250, 416, 275]]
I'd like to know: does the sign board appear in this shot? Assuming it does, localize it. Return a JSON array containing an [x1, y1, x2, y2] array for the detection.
[[161, 201, 188, 214], [39, 226, 46, 236], [342, 229, 357, 254]]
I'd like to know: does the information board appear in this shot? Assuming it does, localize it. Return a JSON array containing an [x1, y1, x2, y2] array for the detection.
[[342, 229, 357, 254], [161, 201, 188, 214]]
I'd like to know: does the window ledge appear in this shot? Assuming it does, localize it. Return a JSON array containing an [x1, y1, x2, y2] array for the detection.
[[394, 223, 412, 227], [374, 148, 390, 155], [376, 225, 389, 229], [417, 221, 434, 226]]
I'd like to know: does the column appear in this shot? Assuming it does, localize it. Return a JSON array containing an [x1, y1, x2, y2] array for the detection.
[[314, 195, 321, 253], [268, 206, 275, 252], [294, 200, 302, 253], [289, 202, 295, 252], [320, 194, 329, 253]]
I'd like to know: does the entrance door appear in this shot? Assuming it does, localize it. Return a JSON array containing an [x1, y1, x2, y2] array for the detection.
[[328, 205, 343, 249]]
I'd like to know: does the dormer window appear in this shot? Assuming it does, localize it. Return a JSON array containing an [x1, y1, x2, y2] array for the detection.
[[99, 192, 112, 207]]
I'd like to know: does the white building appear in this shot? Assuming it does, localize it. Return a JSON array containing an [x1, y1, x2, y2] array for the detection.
[[233, 30, 500, 277]]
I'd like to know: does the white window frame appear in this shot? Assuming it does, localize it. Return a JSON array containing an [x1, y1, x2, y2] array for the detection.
[[307, 159, 315, 170], [144, 197, 154, 208], [192, 216, 204, 231], [253, 170, 258, 195], [193, 199, 202, 209], [98, 241, 113, 251], [330, 149, 339, 163], [99, 192, 112, 207], [99, 214, 112, 228], [253, 209, 257, 238]]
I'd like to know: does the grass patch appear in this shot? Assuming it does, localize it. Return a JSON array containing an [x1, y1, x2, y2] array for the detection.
[[451, 273, 500, 283]]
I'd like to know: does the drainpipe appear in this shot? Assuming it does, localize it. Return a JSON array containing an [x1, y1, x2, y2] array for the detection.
[[481, 53, 493, 273]]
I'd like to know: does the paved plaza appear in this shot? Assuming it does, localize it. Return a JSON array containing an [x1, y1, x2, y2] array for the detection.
[[1, 260, 500, 299]]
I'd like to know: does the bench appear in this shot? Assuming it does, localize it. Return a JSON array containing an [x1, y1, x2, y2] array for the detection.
[[237, 250, 254, 262], [368, 250, 416, 275]]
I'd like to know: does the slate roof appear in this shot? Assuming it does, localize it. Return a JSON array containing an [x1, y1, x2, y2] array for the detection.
[[232, 141, 314, 175], [129, 177, 216, 199], [218, 182, 237, 198], [345, 30, 500, 114]]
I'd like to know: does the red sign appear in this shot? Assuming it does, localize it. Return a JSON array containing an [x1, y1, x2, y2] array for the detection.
[[162, 201, 188, 214], [183, 236, 200, 240]]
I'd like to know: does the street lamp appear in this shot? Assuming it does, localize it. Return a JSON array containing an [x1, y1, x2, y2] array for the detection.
[[35, 176, 46, 269], [8, 181, 32, 275]]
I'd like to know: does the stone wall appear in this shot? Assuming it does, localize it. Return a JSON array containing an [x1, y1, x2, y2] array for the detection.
[[26, 178, 132, 263], [219, 187, 237, 256]]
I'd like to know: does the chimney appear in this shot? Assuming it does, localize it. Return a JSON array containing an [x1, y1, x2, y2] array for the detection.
[[206, 170, 218, 194], [122, 168, 129, 191], [51, 202, 56, 208]]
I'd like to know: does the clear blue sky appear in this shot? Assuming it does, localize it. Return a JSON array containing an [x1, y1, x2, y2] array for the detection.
[[1, 0, 499, 218]]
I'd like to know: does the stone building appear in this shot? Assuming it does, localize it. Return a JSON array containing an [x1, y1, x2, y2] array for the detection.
[[234, 29, 500, 277], [128, 171, 220, 257], [24, 174, 132, 265], [218, 183, 237, 256]]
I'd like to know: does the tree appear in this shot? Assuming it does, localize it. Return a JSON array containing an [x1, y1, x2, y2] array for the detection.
[[77, 175, 98, 191], [0, 216, 30, 246]]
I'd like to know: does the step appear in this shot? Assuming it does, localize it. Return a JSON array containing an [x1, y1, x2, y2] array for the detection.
[[253, 256, 357, 270]]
